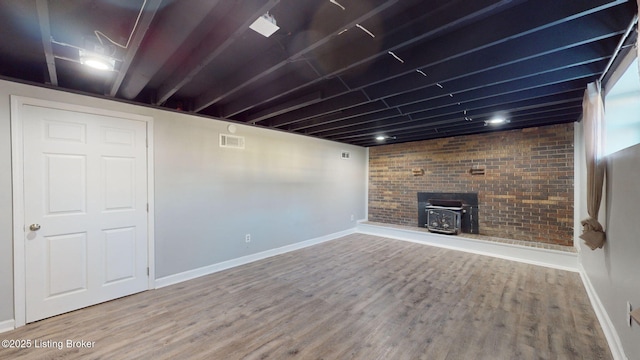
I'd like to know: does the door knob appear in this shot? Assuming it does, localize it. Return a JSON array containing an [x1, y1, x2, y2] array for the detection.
[[29, 224, 41, 231]]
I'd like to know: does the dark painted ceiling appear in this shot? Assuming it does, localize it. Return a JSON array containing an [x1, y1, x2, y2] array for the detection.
[[1, 0, 637, 147]]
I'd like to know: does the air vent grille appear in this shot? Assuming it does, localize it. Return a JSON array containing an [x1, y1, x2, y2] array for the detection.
[[220, 134, 245, 149]]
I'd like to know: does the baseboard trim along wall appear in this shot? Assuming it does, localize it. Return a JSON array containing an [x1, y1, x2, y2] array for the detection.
[[356, 222, 579, 272], [4, 223, 622, 359], [578, 264, 627, 360], [156, 222, 580, 290], [358, 222, 629, 359], [0, 319, 15, 334], [155, 228, 357, 289]]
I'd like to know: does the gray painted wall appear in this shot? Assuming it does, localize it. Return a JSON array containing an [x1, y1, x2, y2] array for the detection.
[[153, 110, 367, 277], [0, 79, 367, 324], [576, 122, 640, 359]]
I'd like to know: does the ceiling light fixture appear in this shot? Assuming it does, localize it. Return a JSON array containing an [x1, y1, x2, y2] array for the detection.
[[79, 49, 115, 71], [250, 12, 279, 37], [376, 135, 396, 141], [485, 117, 510, 126]]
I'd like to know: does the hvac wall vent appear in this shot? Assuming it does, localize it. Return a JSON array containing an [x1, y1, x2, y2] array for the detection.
[[220, 134, 245, 149], [341, 151, 350, 159]]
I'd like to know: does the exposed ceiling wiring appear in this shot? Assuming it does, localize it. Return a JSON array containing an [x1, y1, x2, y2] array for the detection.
[[330, 0, 346, 11], [388, 51, 404, 63], [356, 24, 375, 38], [94, 0, 147, 49]]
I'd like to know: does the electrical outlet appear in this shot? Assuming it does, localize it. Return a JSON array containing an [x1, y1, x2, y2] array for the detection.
[[628, 301, 632, 327], [350, 214, 355, 221], [245, 234, 251, 243]]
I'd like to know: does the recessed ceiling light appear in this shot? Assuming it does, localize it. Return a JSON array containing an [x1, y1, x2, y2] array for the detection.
[[376, 135, 397, 141], [485, 117, 510, 126], [250, 13, 279, 37]]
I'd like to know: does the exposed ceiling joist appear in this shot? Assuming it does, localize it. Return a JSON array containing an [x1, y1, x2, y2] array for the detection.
[[108, 0, 163, 97], [1, 0, 636, 146], [193, 0, 400, 113], [118, 0, 223, 99], [383, 42, 615, 108], [341, 0, 627, 89], [342, 108, 583, 146], [35, 0, 57, 86], [217, 0, 523, 118], [337, 89, 586, 142], [227, 75, 349, 120], [266, 91, 372, 128], [155, 0, 281, 105], [398, 65, 603, 114], [246, 91, 322, 124], [349, 109, 583, 144], [366, 18, 625, 100], [258, 4, 630, 129], [290, 103, 399, 132]]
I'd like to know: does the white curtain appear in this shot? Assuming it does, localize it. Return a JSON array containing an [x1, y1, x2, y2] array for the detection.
[[580, 81, 607, 250]]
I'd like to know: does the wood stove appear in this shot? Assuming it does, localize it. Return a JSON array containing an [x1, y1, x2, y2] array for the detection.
[[418, 192, 479, 235], [426, 199, 464, 234]]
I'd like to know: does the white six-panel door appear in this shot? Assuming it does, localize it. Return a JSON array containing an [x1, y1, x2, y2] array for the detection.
[[21, 104, 149, 323]]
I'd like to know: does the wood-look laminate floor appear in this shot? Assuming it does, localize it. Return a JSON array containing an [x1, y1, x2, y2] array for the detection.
[[1, 234, 611, 360]]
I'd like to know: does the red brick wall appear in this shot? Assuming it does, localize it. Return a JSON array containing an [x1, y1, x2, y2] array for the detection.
[[368, 123, 575, 246]]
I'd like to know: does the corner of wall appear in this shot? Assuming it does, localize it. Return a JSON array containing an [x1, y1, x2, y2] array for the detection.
[[573, 121, 584, 253], [578, 263, 627, 360], [365, 147, 370, 221], [574, 122, 640, 360]]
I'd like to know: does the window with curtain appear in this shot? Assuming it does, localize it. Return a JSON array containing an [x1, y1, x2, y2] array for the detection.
[[604, 57, 640, 156]]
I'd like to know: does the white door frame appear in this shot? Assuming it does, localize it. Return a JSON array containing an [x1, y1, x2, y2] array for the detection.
[[10, 95, 155, 328]]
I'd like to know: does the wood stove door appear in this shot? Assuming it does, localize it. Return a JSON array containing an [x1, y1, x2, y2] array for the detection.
[[426, 208, 461, 234]]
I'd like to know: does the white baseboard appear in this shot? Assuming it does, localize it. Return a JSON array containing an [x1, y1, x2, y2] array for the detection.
[[157, 223, 578, 290], [578, 264, 627, 360], [155, 228, 356, 289], [358, 222, 628, 359], [356, 222, 579, 272], [7, 222, 625, 358], [0, 319, 15, 333]]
